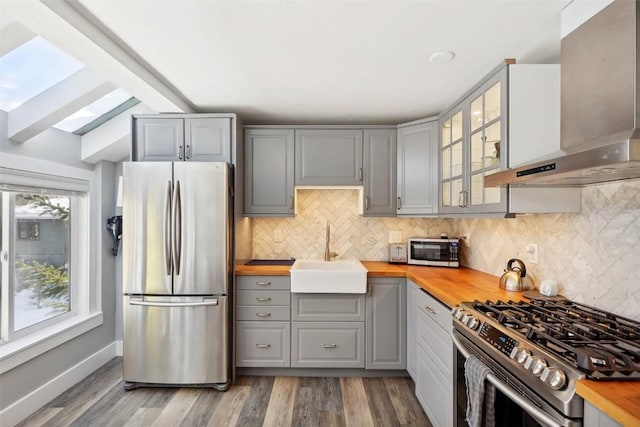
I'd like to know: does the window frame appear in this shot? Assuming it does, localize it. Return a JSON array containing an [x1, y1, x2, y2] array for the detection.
[[0, 154, 102, 374]]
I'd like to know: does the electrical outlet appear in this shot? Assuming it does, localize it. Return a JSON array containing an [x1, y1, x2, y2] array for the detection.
[[526, 243, 538, 264], [274, 229, 282, 243], [459, 235, 470, 247]]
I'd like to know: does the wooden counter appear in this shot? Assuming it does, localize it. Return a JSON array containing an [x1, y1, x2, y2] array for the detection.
[[235, 261, 640, 425]]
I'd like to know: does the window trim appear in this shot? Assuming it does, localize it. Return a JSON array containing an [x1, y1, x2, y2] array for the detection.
[[0, 153, 101, 373]]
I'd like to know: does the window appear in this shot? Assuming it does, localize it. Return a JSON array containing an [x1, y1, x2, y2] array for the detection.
[[0, 171, 88, 344]]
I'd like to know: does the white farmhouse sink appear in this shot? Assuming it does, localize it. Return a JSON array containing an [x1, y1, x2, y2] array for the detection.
[[290, 259, 367, 293]]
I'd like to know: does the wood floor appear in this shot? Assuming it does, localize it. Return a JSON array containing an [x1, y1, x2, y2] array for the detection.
[[19, 358, 433, 427]]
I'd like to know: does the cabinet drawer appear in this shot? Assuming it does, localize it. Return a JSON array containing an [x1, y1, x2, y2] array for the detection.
[[236, 276, 290, 291], [291, 322, 364, 368], [414, 284, 451, 331], [236, 306, 290, 321], [417, 307, 453, 374], [236, 321, 290, 367], [236, 290, 290, 306], [291, 294, 365, 321]]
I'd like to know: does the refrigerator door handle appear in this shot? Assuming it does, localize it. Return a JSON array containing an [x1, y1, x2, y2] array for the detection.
[[172, 180, 182, 276], [129, 298, 219, 308], [164, 180, 172, 276]]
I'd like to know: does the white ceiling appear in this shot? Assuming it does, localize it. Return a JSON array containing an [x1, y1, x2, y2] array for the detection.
[[72, 0, 570, 125]]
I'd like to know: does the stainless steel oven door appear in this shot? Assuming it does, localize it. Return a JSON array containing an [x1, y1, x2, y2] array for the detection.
[[452, 332, 582, 427]]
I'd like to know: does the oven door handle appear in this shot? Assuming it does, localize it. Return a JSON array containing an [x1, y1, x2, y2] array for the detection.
[[452, 334, 561, 427]]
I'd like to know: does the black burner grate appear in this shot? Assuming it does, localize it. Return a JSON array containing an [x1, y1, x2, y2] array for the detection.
[[470, 299, 640, 380]]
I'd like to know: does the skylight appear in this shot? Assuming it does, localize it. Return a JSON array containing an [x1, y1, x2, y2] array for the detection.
[[53, 88, 133, 132], [0, 36, 84, 111]]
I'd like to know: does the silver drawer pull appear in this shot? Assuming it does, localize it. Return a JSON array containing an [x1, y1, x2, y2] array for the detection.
[[256, 297, 272, 302], [425, 306, 437, 315], [256, 281, 272, 286], [320, 343, 337, 349], [256, 344, 271, 349], [255, 313, 272, 318]]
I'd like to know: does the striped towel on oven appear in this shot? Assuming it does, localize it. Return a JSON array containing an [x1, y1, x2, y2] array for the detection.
[[464, 355, 496, 427]]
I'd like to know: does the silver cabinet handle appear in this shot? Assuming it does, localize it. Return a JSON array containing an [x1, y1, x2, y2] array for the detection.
[[320, 343, 337, 348], [256, 344, 271, 349], [425, 305, 437, 315], [256, 297, 272, 302], [358, 168, 363, 183], [172, 180, 182, 276], [256, 281, 271, 286], [458, 190, 465, 208], [397, 197, 402, 209], [185, 144, 191, 160], [364, 196, 369, 210], [464, 190, 470, 208], [178, 145, 184, 160], [255, 313, 272, 318], [164, 180, 172, 276]]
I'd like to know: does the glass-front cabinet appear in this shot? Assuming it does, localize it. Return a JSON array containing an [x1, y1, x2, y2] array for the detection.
[[439, 66, 507, 214]]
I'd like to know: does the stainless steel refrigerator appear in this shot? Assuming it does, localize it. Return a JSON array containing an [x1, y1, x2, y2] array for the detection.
[[122, 161, 232, 391]]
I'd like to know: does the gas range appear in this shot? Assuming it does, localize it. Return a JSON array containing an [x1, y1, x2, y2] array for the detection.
[[452, 299, 640, 422]]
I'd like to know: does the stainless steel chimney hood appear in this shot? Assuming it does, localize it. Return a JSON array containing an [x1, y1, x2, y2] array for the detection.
[[486, 0, 640, 187]]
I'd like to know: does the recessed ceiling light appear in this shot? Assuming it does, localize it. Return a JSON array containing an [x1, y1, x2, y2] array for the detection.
[[429, 50, 456, 64]]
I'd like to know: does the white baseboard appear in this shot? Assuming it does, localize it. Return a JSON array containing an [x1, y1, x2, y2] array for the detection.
[[0, 341, 118, 427], [115, 340, 123, 356]]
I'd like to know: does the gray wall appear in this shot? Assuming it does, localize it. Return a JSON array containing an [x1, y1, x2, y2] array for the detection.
[[0, 119, 118, 413]]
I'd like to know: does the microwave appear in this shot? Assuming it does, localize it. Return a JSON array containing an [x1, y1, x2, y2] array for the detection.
[[407, 238, 460, 267]]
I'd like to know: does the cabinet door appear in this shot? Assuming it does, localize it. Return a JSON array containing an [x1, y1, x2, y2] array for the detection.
[[363, 129, 397, 216], [291, 294, 365, 322], [295, 129, 363, 185], [244, 129, 295, 216], [397, 121, 438, 215], [406, 281, 418, 380], [416, 346, 453, 427], [185, 118, 231, 162], [365, 278, 406, 370], [133, 118, 183, 161], [236, 321, 290, 367], [439, 110, 465, 214], [466, 71, 507, 214]]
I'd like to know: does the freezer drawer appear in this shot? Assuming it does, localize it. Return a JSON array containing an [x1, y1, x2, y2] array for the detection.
[[123, 295, 229, 386]]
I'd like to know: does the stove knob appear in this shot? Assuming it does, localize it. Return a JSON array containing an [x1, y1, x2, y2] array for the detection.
[[524, 355, 538, 370], [541, 367, 567, 390], [466, 316, 480, 330], [451, 307, 461, 317], [531, 358, 548, 377], [461, 313, 471, 324], [455, 309, 466, 321], [512, 348, 531, 365]]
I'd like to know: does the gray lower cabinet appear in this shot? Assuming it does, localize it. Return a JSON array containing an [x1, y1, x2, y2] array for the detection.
[[363, 129, 397, 216], [291, 322, 365, 368], [132, 115, 231, 162], [406, 280, 418, 379], [413, 281, 453, 427], [396, 119, 439, 215], [365, 277, 406, 370], [295, 129, 364, 185], [583, 401, 622, 427], [236, 321, 290, 368], [244, 128, 295, 216], [235, 275, 291, 367], [292, 294, 365, 322]]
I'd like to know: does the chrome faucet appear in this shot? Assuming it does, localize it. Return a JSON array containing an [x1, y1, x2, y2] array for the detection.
[[324, 220, 339, 261]]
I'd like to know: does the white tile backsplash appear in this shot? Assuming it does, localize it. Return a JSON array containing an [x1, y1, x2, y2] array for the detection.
[[252, 180, 640, 321]]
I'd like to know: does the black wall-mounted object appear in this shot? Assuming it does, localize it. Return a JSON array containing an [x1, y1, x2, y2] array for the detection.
[[106, 215, 122, 256]]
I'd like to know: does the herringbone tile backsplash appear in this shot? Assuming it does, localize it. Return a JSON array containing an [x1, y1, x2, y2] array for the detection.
[[252, 180, 640, 321]]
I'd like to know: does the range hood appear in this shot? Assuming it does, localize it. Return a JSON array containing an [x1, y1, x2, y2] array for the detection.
[[486, 0, 640, 187]]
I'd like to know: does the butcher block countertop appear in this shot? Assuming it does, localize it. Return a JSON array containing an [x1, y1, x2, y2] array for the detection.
[[235, 261, 640, 425]]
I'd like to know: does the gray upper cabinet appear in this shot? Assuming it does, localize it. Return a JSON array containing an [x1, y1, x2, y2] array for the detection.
[[295, 129, 363, 186], [363, 129, 397, 216], [396, 120, 439, 215], [366, 277, 406, 370], [244, 128, 295, 216], [132, 115, 231, 162]]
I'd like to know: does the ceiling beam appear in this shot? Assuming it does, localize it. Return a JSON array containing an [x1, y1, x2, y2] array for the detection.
[[2, 0, 193, 114], [81, 102, 154, 164], [0, 21, 36, 56], [8, 67, 115, 143]]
